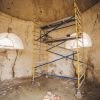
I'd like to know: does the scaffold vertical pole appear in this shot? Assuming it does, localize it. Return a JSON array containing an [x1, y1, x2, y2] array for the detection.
[[32, 23, 35, 82], [74, 0, 80, 89], [44, 44, 49, 79]]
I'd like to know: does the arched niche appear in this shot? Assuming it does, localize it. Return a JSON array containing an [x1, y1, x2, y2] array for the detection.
[[0, 33, 24, 50], [0, 33, 24, 81], [65, 32, 92, 49]]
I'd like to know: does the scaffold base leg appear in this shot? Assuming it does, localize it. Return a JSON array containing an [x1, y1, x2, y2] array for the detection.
[[45, 75, 49, 78], [75, 89, 82, 98], [32, 78, 34, 85]]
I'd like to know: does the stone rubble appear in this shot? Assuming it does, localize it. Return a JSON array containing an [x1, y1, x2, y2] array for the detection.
[[43, 91, 61, 100]]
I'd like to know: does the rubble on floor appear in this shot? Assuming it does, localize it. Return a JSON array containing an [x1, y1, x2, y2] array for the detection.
[[43, 91, 61, 100]]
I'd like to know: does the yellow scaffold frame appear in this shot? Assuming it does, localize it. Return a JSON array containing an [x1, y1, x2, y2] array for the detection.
[[32, 0, 85, 90], [32, 22, 49, 81], [74, 0, 85, 89]]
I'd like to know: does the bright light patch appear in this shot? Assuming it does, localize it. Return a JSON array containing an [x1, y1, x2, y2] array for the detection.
[[65, 32, 92, 49], [0, 33, 24, 49]]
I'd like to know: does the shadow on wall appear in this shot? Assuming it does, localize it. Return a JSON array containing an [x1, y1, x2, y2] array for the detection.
[[86, 56, 96, 82]]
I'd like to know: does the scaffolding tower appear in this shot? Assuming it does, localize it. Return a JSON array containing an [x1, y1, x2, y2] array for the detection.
[[32, 0, 85, 93]]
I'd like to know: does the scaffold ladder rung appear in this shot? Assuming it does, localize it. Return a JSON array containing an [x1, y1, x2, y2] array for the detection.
[[75, 3, 82, 15]]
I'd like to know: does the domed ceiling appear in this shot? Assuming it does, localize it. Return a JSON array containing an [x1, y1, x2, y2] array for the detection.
[[0, 0, 99, 23]]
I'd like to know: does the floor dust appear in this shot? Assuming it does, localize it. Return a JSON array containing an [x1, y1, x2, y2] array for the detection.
[[0, 77, 100, 100]]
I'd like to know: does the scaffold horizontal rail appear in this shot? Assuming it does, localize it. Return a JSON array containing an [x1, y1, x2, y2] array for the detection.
[[42, 36, 81, 43], [35, 52, 77, 68], [43, 74, 78, 80]]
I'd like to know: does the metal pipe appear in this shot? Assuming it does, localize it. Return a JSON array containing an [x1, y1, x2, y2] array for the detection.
[[44, 36, 79, 43], [43, 74, 78, 80], [35, 53, 76, 68], [48, 50, 84, 64], [47, 41, 66, 51], [49, 44, 76, 52], [51, 24, 75, 31]]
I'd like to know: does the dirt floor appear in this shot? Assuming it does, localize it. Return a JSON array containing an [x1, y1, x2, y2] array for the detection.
[[0, 76, 100, 100]]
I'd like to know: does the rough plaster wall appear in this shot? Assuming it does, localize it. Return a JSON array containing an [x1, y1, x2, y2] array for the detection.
[[1, 50, 16, 80], [82, 3, 100, 82], [46, 25, 76, 77], [0, 11, 34, 80], [48, 51, 75, 77]]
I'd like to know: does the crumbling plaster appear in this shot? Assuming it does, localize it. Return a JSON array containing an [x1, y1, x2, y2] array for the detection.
[[0, 11, 34, 81]]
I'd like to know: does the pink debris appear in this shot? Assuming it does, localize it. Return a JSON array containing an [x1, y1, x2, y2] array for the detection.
[[43, 91, 62, 100]]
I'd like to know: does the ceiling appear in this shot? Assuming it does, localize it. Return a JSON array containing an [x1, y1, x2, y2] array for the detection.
[[0, 0, 99, 23]]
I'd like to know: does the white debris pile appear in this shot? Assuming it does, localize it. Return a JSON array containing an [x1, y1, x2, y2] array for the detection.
[[43, 91, 61, 100]]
